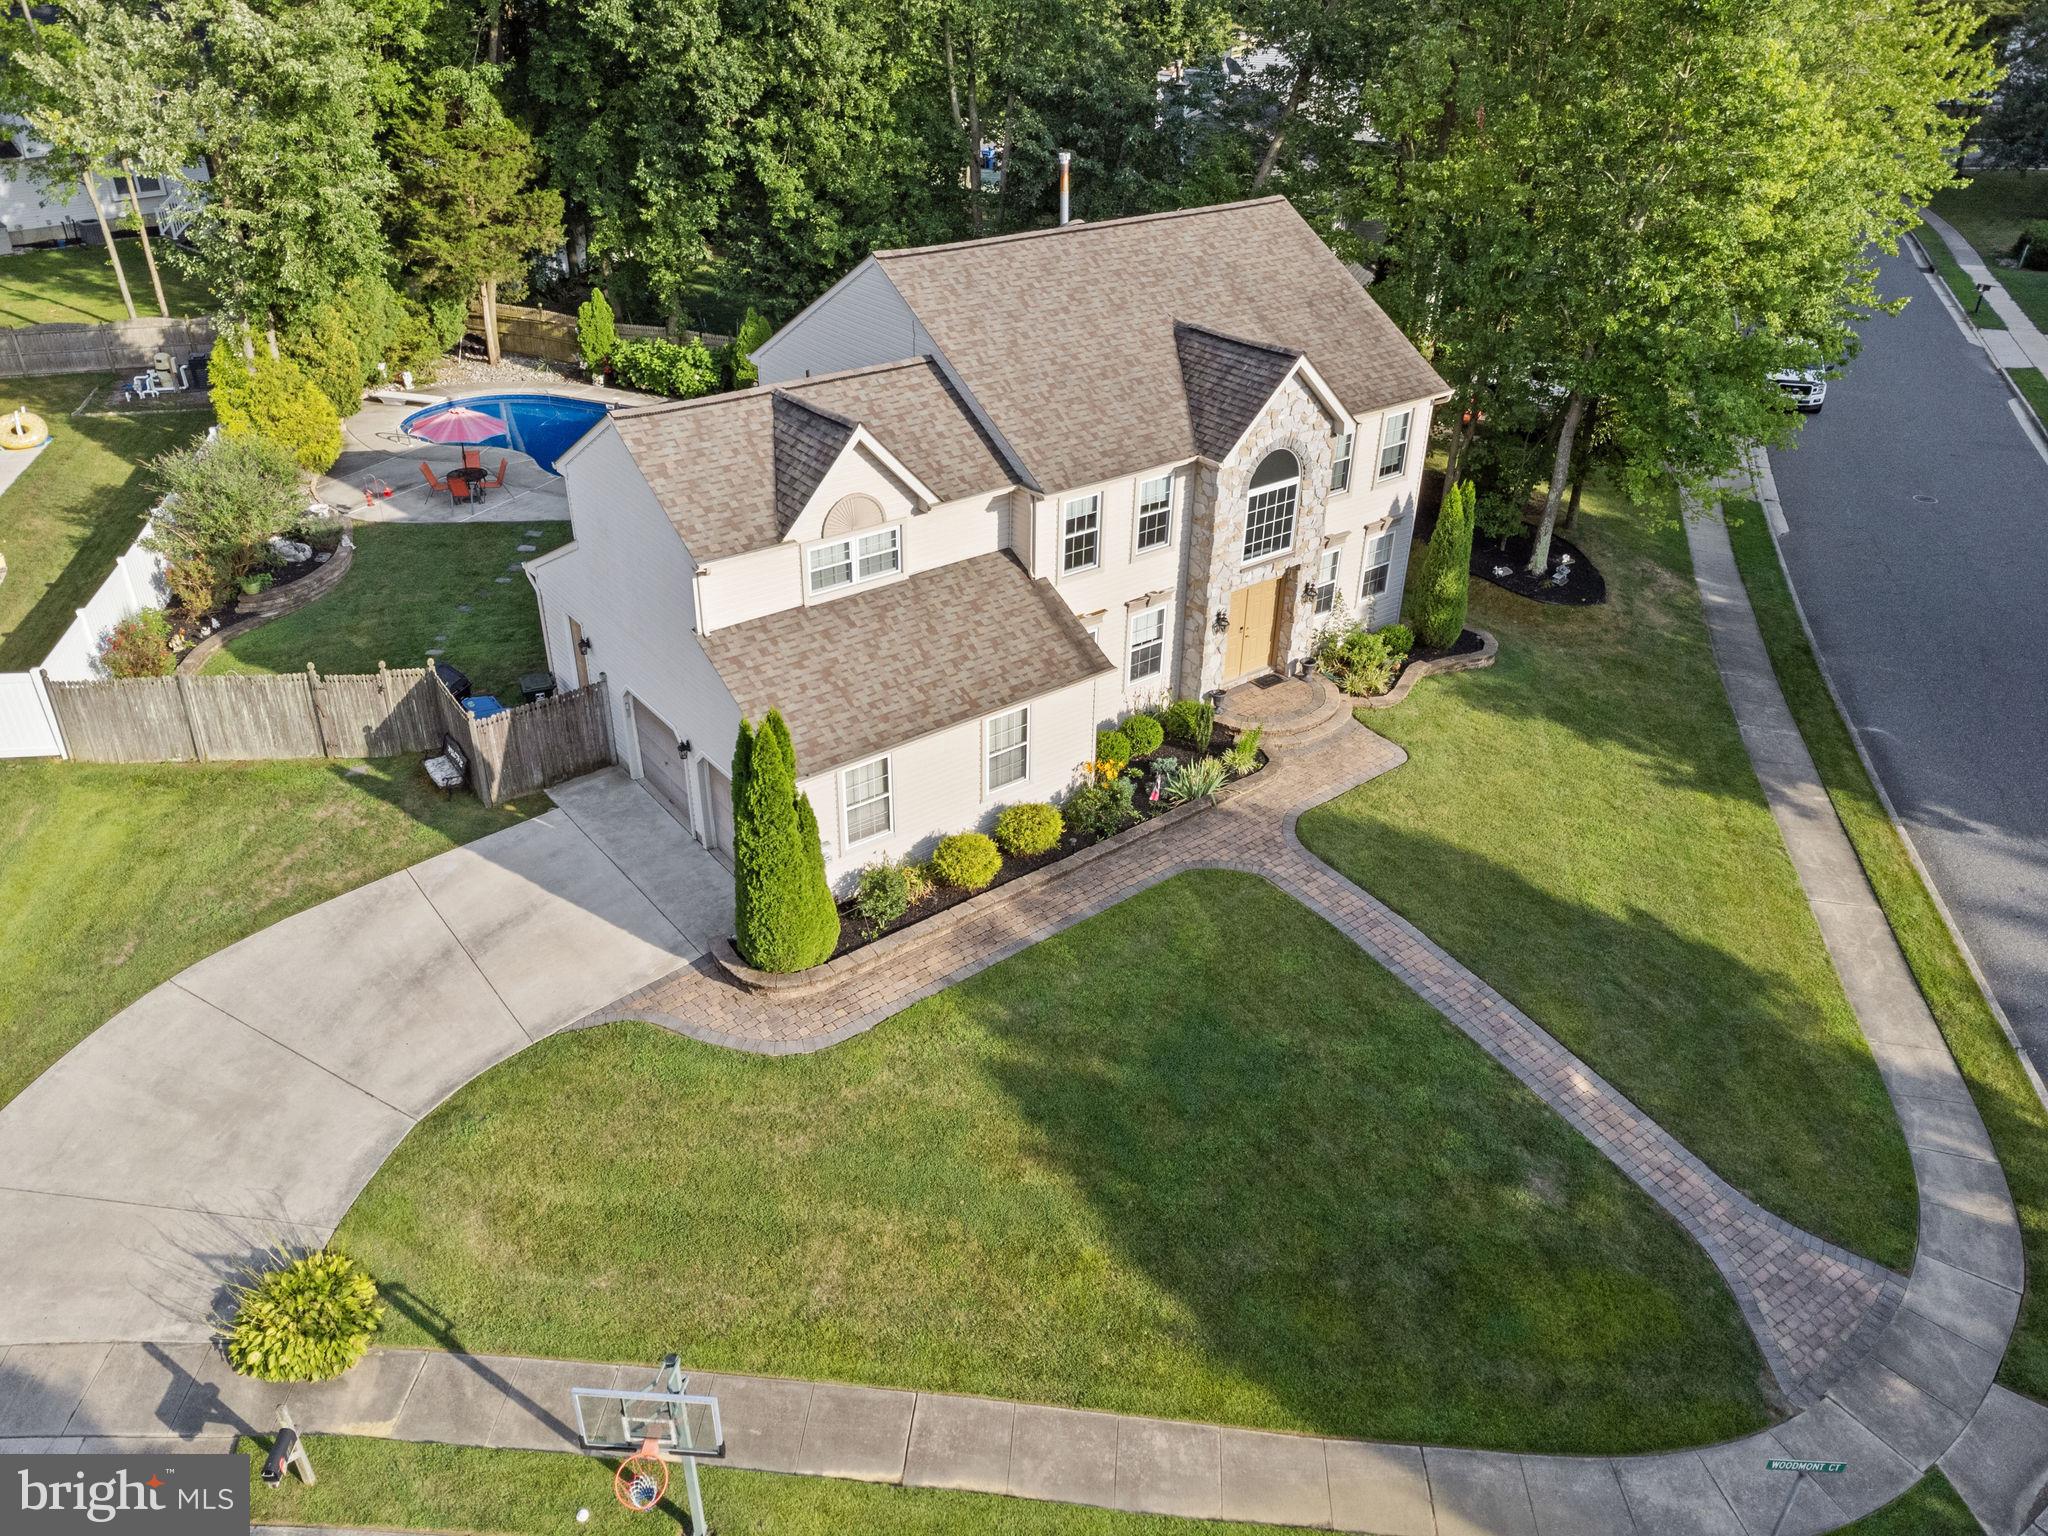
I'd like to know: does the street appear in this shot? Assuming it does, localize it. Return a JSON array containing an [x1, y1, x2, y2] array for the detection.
[[1766, 243, 2048, 1080]]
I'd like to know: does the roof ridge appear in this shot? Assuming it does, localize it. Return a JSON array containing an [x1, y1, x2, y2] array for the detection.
[[871, 196, 1291, 261], [1173, 318, 1303, 361], [772, 388, 859, 433], [612, 356, 941, 421]]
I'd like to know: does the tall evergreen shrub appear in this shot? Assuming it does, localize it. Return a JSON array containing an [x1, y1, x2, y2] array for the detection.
[[731, 710, 840, 971], [1411, 479, 1476, 649]]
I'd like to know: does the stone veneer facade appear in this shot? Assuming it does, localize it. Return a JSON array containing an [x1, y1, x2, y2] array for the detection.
[[1178, 372, 1343, 698]]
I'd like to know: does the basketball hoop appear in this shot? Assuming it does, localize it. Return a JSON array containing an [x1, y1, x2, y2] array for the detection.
[[614, 1437, 671, 1513]]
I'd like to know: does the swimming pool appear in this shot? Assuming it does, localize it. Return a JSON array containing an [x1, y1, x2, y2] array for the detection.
[[400, 392, 614, 476]]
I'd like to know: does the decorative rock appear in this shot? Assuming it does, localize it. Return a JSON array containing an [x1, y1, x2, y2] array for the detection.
[[517, 544, 536, 552], [456, 604, 472, 613], [267, 536, 314, 564], [313, 551, 331, 564]]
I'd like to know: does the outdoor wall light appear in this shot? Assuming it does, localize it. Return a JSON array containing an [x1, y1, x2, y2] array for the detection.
[[577, 634, 594, 655], [1213, 609, 1230, 633], [1302, 579, 1319, 603], [678, 739, 692, 758]]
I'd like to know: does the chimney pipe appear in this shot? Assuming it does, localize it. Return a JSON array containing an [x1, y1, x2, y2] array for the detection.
[[1057, 151, 1071, 225]]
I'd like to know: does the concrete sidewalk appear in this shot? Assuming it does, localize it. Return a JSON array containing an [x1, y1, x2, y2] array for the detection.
[[1920, 210, 2048, 372], [0, 772, 724, 1347]]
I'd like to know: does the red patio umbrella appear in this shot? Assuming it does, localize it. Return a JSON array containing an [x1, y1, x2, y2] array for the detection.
[[406, 404, 509, 445]]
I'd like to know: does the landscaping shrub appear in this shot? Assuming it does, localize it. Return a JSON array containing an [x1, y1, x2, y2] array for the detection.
[[221, 1248, 383, 1383], [1163, 757, 1228, 804], [97, 609, 174, 678], [208, 336, 342, 473], [1317, 624, 1399, 696], [1123, 713, 1164, 757], [283, 301, 367, 419], [389, 294, 466, 381], [1379, 623, 1415, 663], [1161, 697, 1215, 750], [931, 831, 1002, 891], [1412, 480, 1476, 649], [577, 288, 618, 372], [611, 337, 719, 399], [731, 710, 840, 972], [718, 306, 771, 390], [335, 273, 408, 384], [1221, 726, 1262, 778], [853, 860, 910, 935], [1063, 778, 1134, 841], [900, 861, 933, 904], [146, 435, 305, 616], [239, 571, 275, 596], [2021, 220, 2048, 270], [993, 801, 1062, 856], [1095, 727, 1133, 768]]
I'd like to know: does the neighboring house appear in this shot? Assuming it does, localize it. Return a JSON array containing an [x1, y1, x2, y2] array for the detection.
[[528, 194, 1448, 889], [0, 119, 202, 250]]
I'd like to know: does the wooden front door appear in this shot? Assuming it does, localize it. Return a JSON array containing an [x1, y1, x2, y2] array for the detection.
[[1224, 577, 1281, 681]]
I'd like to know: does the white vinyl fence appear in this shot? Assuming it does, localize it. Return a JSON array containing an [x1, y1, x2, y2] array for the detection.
[[0, 520, 167, 758]]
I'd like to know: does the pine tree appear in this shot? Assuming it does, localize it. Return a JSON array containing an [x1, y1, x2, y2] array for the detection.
[[1411, 479, 1476, 650], [731, 710, 840, 972]]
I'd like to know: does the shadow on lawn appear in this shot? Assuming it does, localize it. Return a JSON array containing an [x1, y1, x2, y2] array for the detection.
[[0, 458, 160, 672]]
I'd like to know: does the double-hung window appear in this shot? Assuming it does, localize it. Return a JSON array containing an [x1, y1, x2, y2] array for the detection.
[[1242, 450, 1299, 563], [1128, 605, 1167, 682], [1135, 474, 1173, 552], [1375, 409, 1413, 481], [1313, 547, 1342, 614], [808, 526, 901, 595], [1061, 494, 1101, 574], [1331, 431, 1354, 492], [1360, 529, 1395, 598], [842, 756, 892, 845], [986, 706, 1030, 792]]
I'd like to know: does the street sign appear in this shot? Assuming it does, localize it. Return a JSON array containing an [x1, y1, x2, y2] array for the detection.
[[1766, 1459, 1847, 1474]]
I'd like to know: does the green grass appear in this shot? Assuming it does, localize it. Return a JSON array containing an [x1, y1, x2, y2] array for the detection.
[[203, 522, 570, 702], [243, 1435, 1284, 1536], [1919, 227, 2006, 329], [339, 871, 1774, 1455], [0, 242, 213, 326], [0, 374, 208, 667], [1296, 481, 1916, 1271], [1929, 172, 2048, 332], [0, 757, 544, 1109], [2009, 366, 2048, 431], [1838, 1469, 1981, 1534], [1724, 502, 2048, 1402]]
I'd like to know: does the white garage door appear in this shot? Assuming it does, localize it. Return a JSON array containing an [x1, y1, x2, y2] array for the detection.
[[633, 703, 693, 834]]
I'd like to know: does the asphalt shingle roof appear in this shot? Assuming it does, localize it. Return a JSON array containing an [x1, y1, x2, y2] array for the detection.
[[1174, 321, 1302, 461], [700, 551, 1112, 776], [872, 195, 1449, 491], [610, 359, 1013, 562]]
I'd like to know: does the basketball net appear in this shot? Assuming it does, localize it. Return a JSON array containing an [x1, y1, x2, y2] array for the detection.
[[614, 1436, 671, 1513]]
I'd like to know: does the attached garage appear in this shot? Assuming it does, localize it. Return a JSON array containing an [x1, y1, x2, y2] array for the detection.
[[632, 701, 694, 835]]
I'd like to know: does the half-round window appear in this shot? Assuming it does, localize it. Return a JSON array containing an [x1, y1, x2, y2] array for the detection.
[[1243, 450, 1300, 561], [821, 493, 885, 537]]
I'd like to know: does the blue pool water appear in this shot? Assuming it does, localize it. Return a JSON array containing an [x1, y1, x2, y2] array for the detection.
[[400, 392, 613, 476]]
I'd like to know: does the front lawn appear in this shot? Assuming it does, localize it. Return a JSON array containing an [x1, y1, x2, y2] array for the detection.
[[0, 757, 542, 1109], [0, 242, 214, 326], [1296, 481, 1916, 1270], [339, 871, 1774, 1455], [2009, 366, 2048, 431], [1929, 173, 2048, 332], [202, 522, 570, 702], [0, 374, 209, 669], [1840, 1470, 1982, 1534], [245, 1435, 1283, 1536], [1919, 227, 2006, 330], [1725, 502, 2048, 1402]]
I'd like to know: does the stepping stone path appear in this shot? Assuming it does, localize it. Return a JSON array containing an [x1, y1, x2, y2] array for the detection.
[[517, 544, 536, 553], [494, 576, 512, 584], [456, 604, 472, 614]]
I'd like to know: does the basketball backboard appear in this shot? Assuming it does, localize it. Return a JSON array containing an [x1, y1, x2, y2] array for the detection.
[[572, 1358, 724, 1460]]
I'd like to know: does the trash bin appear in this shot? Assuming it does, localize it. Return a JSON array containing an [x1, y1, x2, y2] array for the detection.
[[433, 659, 472, 700], [518, 671, 557, 704], [462, 695, 506, 721]]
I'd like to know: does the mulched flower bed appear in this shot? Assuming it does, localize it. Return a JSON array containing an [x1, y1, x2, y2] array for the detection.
[[1471, 529, 1607, 606], [1396, 627, 1486, 678], [825, 727, 1264, 961]]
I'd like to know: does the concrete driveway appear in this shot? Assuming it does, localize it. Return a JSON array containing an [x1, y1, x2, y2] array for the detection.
[[1765, 245, 2048, 1080], [0, 771, 730, 1346]]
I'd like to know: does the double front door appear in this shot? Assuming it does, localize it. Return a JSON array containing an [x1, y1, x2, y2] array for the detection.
[[1224, 575, 1282, 681]]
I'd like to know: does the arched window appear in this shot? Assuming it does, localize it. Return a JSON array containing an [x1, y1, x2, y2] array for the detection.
[[1243, 450, 1300, 562]]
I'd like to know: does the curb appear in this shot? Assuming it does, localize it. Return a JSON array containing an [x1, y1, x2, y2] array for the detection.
[[1354, 628, 1498, 710]]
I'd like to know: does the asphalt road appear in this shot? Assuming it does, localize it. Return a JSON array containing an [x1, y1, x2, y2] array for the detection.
[[1766, 244, 2048, 1078]]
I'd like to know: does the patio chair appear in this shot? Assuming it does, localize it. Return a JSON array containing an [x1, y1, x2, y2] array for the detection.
[[484, 456, 508, 489], [419, 462, 473, 504]]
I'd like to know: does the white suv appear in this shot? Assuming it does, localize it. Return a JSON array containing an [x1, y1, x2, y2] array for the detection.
[[1772, 368, 1827, 413]]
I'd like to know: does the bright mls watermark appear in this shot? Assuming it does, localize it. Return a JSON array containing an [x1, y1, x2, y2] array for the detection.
[[3, 1454, 248, 1536]]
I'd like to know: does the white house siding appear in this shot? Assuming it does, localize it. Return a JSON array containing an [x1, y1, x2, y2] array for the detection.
[[798, 674, 1099, 892], [752, 260, 934, 383], [1317, 398, 1435, 631], [534, 427, 742, 848]]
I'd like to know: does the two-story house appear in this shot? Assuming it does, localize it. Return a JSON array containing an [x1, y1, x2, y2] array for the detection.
[[527, 195, 1448, 889]]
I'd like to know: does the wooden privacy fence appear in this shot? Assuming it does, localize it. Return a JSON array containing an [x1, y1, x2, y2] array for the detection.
[[466, 299, 728, 368], [45, 663, 440, 763], [429, 666, 613, 807], [0, 316, 217, 377]]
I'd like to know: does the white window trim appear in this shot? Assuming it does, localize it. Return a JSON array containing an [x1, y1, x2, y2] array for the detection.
[[840, 753, 893, 848], [983, 705, 1031, 797], [1374, 409, 1414, 484], [1360, 526, 1396, 598], [804, 523, 904, 601], [1313, 546, 1343, 615], [1331, 430, 1355, 492], [1241, 475, 1300, 566], [1127, 602, 1169, 684], [1132, 472, 1175, 557], [1060, 492, 1102, 576]]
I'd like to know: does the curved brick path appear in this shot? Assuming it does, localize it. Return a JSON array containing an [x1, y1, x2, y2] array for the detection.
[[604, 702, 1899, 1408]]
